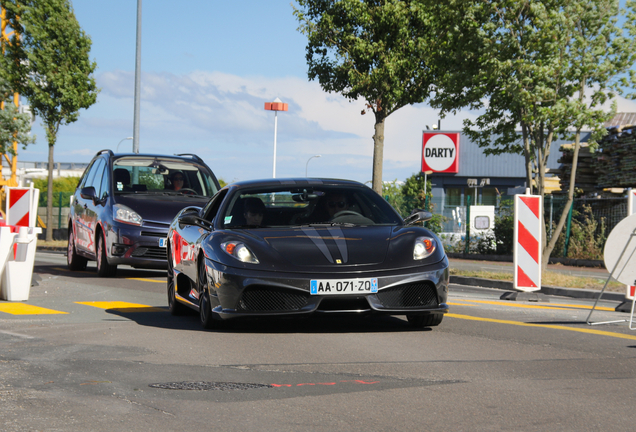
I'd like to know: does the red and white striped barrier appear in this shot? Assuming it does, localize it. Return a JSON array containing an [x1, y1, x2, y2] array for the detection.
[[0, 186, 41, 301], [513, 191, 542, 292]]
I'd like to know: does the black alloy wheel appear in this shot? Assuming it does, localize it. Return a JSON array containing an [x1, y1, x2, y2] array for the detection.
[[67, 229, 87, 271], [167, 245, 187, 316], [96, 233, 117, 277], [198, 256, 215, 329], [406, 313, 443, 328]]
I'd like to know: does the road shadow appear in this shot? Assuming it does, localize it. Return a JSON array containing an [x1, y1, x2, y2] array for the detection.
[[104, 307, 437, 334], [33, 263, 166, 280]]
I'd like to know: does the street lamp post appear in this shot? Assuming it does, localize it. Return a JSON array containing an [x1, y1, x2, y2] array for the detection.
[[305, 155, 321, 177], [116, 137, 133, 153], [132, 0, 142, 153], [264, 98, 288, 178]]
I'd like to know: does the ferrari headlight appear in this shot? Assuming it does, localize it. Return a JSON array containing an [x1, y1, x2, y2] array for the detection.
[[221, 241, 259, 264], [414, 236, 436, 260], [113, 204, 142, 226]]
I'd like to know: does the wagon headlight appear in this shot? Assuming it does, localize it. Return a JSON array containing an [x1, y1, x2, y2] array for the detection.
[[221, 241, 259, 264], [113, 204, 142, 226], [413, 237, 436, 260]]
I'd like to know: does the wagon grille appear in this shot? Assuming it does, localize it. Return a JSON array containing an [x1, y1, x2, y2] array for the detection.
[[131, 246, 167, 259], [237, 286, 310, 312], [376, 283, 438, 308]]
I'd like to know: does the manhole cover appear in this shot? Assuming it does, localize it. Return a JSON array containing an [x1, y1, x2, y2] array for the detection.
[[149, 381, 273, 391]]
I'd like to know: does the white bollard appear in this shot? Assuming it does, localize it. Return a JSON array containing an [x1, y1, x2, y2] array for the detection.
[[0, 226, 41, 301]]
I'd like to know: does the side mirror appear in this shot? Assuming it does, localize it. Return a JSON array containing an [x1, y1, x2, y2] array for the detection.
[[80, 186, 97, 201], [404, 209, 433, 226], [178, 213, 210, 229]]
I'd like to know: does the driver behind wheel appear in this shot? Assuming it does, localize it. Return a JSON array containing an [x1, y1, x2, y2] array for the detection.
[[167, 171, 186, 191], [325, 193, 350, 219]]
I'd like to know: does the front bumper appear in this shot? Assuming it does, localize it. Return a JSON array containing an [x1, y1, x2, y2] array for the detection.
[[193, 256, 449, 320], [106, 222, 169, 269]]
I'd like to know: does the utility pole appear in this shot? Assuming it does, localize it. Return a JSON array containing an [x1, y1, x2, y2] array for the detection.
[[132, 0, 142, 153]]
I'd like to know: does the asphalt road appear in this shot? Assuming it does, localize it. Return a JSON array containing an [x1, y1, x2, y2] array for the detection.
[[1, 251, 635, 431]]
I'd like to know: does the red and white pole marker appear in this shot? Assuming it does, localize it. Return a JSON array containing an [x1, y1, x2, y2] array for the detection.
[[625, 188, 636, 300], [514, 190, 543, 292], [6, 187, 33, 227]]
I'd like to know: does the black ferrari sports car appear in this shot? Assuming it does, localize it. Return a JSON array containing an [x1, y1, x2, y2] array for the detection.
[[166, 178, 449, 329]]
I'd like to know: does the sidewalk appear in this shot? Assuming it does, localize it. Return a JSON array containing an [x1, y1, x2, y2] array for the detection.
[[448, 255, 625, 302]]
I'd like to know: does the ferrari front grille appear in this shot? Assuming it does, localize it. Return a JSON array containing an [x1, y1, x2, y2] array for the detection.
[[237, 286, 310, 312], [376, 282, 438, 308], [131, 246, 167, 259]]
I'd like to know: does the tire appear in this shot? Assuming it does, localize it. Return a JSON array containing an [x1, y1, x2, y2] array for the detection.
[[198, 256, 215, 329], [407, 313, 444, 328], [96, 233, 117, 277], [67, 229, 87, 271], [167, 245, 187, 316]]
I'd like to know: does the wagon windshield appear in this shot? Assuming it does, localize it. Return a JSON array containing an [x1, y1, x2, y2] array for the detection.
[[222, 186, 402, 228], [112, 157, 218, 197]]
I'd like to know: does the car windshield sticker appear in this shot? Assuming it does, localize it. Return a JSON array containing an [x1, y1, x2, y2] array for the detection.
[[224, 216, 232, 224]]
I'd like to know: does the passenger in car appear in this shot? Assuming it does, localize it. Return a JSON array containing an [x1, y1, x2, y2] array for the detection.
[[243, 197, 266, 226]]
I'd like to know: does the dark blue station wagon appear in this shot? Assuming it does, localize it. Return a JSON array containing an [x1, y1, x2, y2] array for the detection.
[[67, 150, 220, 277]]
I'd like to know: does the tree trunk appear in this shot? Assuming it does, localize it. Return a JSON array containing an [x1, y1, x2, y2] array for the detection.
[[542, 129, 581, 270], [371, 115, 385, 195], [46, 143, 54, 242]]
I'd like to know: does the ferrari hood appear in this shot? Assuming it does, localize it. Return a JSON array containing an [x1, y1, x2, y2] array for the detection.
[[252, 226, 392, 267]]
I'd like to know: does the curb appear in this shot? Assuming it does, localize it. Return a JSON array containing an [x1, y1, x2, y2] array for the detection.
[[447, 253, 604, 268], [450, 275, 625, 302]]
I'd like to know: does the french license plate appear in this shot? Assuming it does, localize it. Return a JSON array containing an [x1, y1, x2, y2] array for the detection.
[[310, 278, 378, 295], [158, 238, 167, 248]]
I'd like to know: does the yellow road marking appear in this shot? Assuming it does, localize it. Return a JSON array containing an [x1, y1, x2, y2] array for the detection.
[[460, 299, 615, 312], [447, 313, 636, 340], [76, 301, 164, 312], [0, 303, 68, 315], [448, 302, 477, 306], [126, 277, 165, 283]]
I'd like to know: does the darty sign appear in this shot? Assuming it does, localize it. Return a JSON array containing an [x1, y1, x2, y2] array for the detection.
[[421, 132, 459, 173]]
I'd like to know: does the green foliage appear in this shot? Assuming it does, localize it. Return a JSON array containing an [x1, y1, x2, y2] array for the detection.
[[31, 176, 80, 207], [0, 101, 35, 155], [552, 205, 607, 260], [218, 178, 228, 188], [294, 0, 442, 193], [2, 0, 99, 145], [492, 200, 515, 255], [431, 0, 636, 265]]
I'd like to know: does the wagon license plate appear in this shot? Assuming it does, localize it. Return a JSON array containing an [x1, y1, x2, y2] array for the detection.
[[310, 278, 378, 295], [158, 238, 167, 248]]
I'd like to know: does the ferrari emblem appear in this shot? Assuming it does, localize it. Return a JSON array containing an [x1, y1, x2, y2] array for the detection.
[[336, 259, 342, 264]]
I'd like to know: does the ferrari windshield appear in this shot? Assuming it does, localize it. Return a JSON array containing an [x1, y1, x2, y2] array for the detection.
[[112, 157, 218, 197], [222, 185, 402, 228]]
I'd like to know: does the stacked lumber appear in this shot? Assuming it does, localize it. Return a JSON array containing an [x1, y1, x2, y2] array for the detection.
[[557, 125, 636, 195], [595, 126, 636, 188], [556, 142, 596, 194]]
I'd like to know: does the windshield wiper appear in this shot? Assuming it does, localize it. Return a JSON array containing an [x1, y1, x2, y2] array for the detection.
[[297, 222, 357, 227]]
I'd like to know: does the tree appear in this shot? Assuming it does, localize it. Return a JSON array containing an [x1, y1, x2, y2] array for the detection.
[[434, 0, 636, 270], [293, 0, 442, 194], [2, 0, 98, 241], [0, 78, 35, 156]]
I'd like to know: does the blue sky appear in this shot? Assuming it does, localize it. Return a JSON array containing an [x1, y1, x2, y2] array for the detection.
[[19, 0, 636, 184]]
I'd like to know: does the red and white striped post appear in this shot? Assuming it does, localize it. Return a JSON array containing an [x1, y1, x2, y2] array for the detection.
[[514, 190, 543, 292]]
